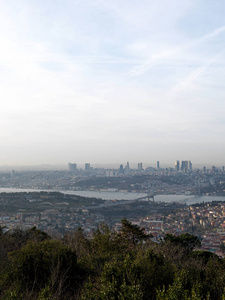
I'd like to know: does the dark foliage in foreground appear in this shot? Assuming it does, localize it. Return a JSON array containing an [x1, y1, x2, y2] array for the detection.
[[0, 221, 225, 299]]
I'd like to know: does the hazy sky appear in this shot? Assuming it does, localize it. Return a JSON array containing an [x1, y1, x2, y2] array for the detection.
[[1, 0, 225, 166]]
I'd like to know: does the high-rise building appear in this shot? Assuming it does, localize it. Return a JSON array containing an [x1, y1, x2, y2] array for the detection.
[[181, 161, 188, 171], [124, 162, 130, 174], [68, 163, 77, 172], [157, 161, 160, 170], [188, 161, 192, 171], [212, 166, 217, 173], [138, 163, 143, 170], [119, 164, 124, 174], [175, 160, 180, 172], [85, 163, 90, 171]]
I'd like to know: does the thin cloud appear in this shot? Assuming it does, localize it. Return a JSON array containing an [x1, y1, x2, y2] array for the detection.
[[201, 25, 225, 41], [1, 1, 225, 164], [129, 25, 225, 77], [170, 49, 225, 94]]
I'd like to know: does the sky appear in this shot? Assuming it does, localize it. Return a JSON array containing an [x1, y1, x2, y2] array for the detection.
[[1, 0, 225, 167]]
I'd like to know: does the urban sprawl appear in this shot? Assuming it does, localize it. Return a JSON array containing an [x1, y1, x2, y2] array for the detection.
[[1, 160, 225, 257]]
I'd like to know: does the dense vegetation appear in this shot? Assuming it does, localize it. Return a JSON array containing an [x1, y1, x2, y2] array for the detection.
[[1, 221, 225, 299]]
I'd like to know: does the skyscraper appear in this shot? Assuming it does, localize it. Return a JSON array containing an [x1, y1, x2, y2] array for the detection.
[[157, 161, 160, 170], [175, 160, 180, 172], [138, 163, 143, 170], [181, 161, 188, 171], [68, 163, 77, 172], [124, 162, 130, 174], [85, 163, 90, 171], [119, 164, 124, 174]]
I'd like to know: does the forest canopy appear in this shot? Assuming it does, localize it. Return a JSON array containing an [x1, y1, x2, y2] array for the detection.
[[0, 220, 224, 299]]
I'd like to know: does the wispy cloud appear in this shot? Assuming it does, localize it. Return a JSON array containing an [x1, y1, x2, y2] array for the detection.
[[129, 25, 225, 77], [170, 49, 225, 94], [201, 25, 225, 41], [1, 1, 225, 164]]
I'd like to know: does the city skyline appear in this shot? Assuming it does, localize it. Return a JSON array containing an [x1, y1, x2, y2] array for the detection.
[[1, 160, 225, 172], [1, 1, 225, 165]]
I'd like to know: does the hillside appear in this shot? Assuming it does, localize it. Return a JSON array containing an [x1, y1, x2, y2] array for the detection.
[[1, 221, 225, 299]]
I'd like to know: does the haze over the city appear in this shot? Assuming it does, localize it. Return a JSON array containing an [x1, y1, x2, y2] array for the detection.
[[1, 0, 225, 166]]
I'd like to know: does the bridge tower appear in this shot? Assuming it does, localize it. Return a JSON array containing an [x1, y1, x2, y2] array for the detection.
[[148, 180, 154, 201], [195, 177, 201, 197]]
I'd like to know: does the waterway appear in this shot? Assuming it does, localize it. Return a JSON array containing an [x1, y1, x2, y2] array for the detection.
[[63, 191, 225, 205], [0, 188, 225, 205]]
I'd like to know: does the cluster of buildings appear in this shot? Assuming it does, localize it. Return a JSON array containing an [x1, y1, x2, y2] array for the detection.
[[131, 202, 225, 257], [68, 163, 91, 172], [2, 190, 225, 258], [0, 207, 105, 237], [68, 160, 225, 176], [2, 161, 225, 195], [68, 161, 225, 176], [0, 192, 106, 237], [174, 160, 192, 172], [67, 160, 195, 177], [68, 161, 190, 174]]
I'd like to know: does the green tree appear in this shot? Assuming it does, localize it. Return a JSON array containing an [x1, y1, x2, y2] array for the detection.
[[133, 249, 174, 300], [81, 255, 143, 300], [8, 240, 84, 298], [119, 219, 151, 248], [63, 227, 91, 261], [164, 233, 201, 254], [156, 269, 203, 300]]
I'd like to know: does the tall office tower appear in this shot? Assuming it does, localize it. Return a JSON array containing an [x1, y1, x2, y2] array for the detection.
[[175, 160, 180, 172], [222, 166, 225, 172], [85, 163, 90, 171], [212, 166, 216, 173], [203, 166, 206, 173], [188, 161, 192, 171], [68, 163, 77, 172], [157, 161, 160, 170], [138, 163, 143, 170], [119, 164, 124, 174], [124, 161, 130, 174], [181, 161, 189, 171]]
